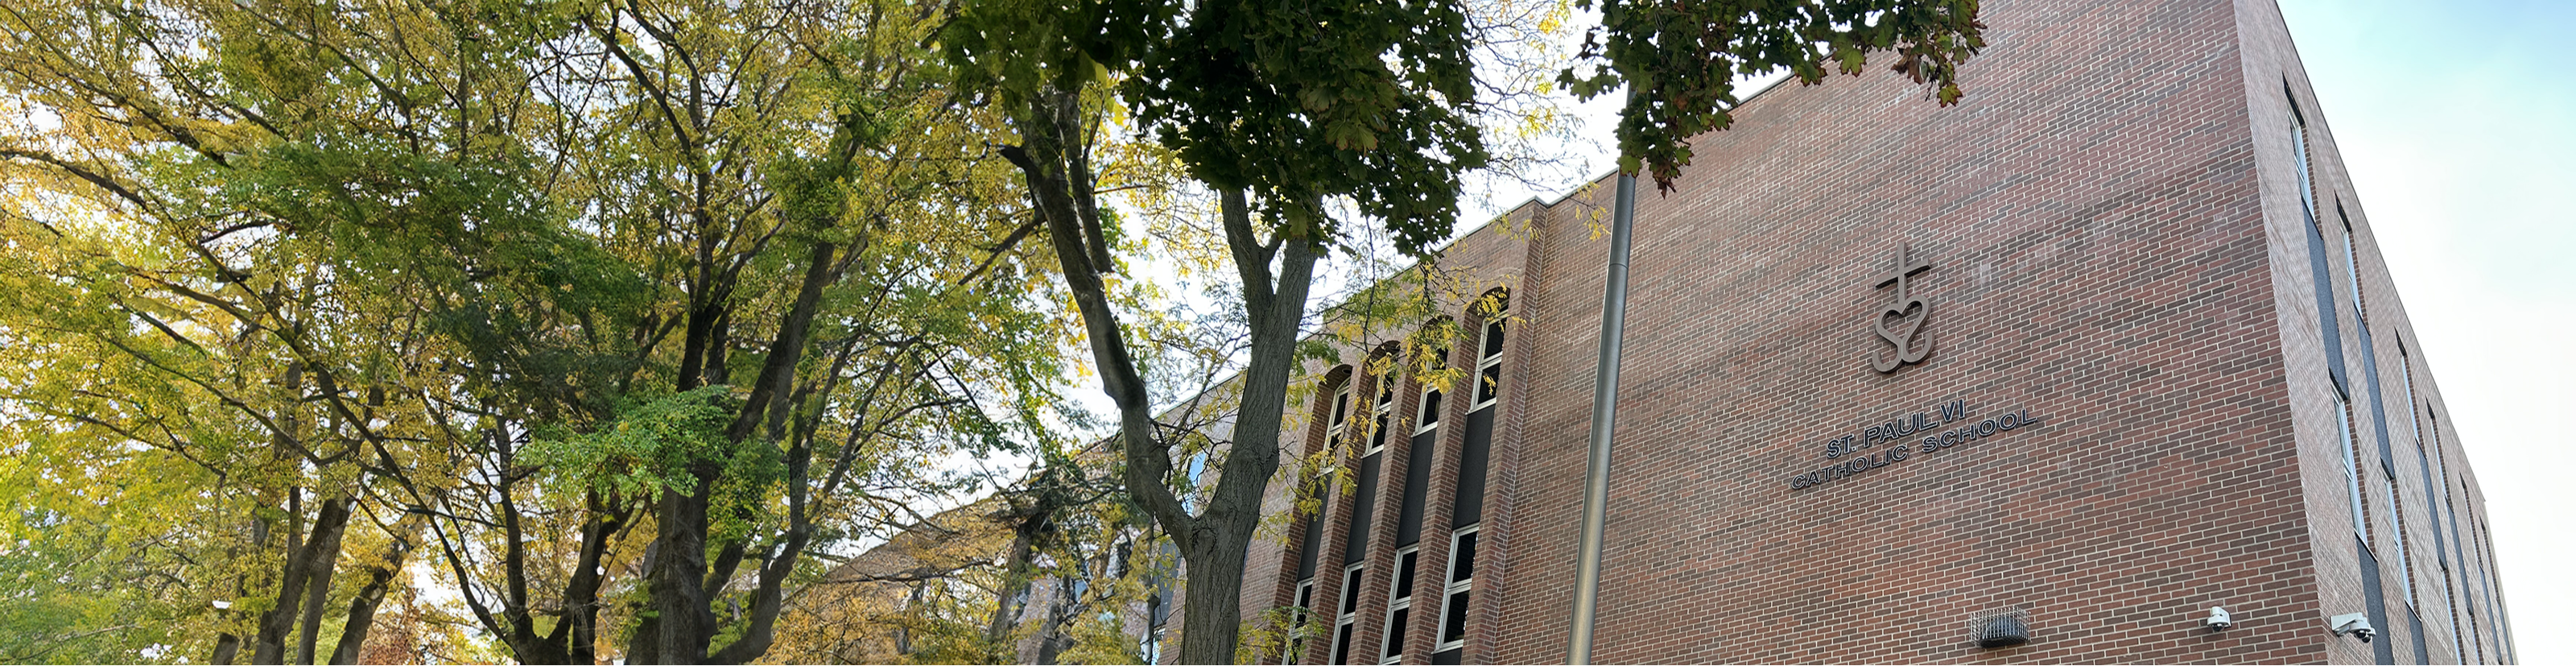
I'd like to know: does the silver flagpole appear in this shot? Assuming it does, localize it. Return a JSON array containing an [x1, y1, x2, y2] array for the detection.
[[1567, 163, 1639, 664]]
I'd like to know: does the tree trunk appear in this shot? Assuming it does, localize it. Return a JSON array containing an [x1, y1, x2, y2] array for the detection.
[[625, 539, 663, 664], [552, 494, 626, 665], [1005, 85, 1323, 665], [294, 519, 345, 664], [1167, 193, 1319, 664], [327, 534, 409, 666], [1035, 577, 1075, 665], [254, 496, 351, 664], [213, 633, 241, 665], [649, 487, 715, 664]]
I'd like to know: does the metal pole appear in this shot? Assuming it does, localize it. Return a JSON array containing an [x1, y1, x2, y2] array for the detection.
[[1567, 170, 1638, 664]]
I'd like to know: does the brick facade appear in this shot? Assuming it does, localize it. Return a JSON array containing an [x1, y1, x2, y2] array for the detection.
[[1217, 0, 2516, 663]]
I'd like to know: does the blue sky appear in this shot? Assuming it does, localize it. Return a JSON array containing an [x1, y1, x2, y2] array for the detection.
[[2280, 0, 2573, 660]]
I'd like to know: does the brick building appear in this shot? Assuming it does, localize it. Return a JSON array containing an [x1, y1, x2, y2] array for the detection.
[[1222, 0, 2520, 662]]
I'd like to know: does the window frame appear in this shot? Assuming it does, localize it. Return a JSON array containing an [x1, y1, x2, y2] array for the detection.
[[2337, 394, 2368, 539], [1329, 384, 1355, 442], [1472, 318, 1505, 411], [1379, 545, 1422, 664], [1414, 371, 1444, 436], [1367, 377, 1396, 456], [1331, 563, 1365, 664], [2289, 98, 2317, 217], [1436, 525, 1480, 653], [2338, 212, 2369, 323]]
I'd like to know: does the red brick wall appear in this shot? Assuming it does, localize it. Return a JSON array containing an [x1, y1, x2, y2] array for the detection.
[[1218, 0, 2512, 663]]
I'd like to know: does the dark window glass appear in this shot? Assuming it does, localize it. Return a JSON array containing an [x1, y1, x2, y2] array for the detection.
[[1333, 623, 1356, 664], [1451, 533, 1478, 583], [1384, 607, 1410, 659], [1476, 364, 1501, 404], [1394, 551, 1419, 600], [1441, 591, 1471, 643], [1340, 570, 1364, 614], [1481, 321, 1505, 358], [1420, 388, 1442, 427], [1295, 581, 1314, 611]]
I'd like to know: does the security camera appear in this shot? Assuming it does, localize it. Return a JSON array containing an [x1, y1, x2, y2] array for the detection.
[[2329, 613, 2376, 643], [2206, 606, 2232, 631]]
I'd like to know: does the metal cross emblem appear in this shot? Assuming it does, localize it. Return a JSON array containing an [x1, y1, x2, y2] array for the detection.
[[1870, 242, 1934, 373]]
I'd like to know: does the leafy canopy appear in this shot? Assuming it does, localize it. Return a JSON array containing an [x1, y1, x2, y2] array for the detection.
[[1562, 0, 1987, 188]]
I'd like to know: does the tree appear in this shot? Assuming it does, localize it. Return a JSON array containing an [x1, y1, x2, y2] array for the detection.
[[0, 0, 1075, 663], [1562, 0, 1988, 187], [943, 0, 1498, 656]]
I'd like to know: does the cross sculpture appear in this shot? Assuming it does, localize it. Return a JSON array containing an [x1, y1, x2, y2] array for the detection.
[[1871, 242, 1934, 373]]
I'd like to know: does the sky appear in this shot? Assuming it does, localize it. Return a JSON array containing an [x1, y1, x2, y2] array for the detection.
[[2272, 0, 2575, 660]]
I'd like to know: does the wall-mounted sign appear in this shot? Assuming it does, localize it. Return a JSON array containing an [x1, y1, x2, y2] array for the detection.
[[1871, 242, 1934, 373], [1787, 399, 2043, 490]]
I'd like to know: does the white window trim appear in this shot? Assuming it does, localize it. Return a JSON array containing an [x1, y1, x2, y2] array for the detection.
[[1290, 578, 1317, 664], [1436, 525, 1480, 653], [2337, 395, 2367, 538], [1414, 380, 1443, 436], [1328, 385, 1354, 441], [1379, 545, 1421, 664], [1331, 563, 1364, 665], [2339, 216, 2368, 322], [2399, 343, 2424, 443], [1366, 379, 1396, 456], [2290, 105, 2316, 217], [2388, 478, 2414, 607], [1295, 578, 1318, 614], [1472, 319, 1505, 411]]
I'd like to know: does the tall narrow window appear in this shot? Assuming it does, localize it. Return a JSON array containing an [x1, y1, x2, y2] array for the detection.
[[1290, 579, 1318, 664], [1380, 547, 1420, 664], [2388, 477, 2414, 606], [1473, 319, 1505, 409], [1436, 527, 1478, 656], [2338, 394, 2368, 538], [2339, 213, 2370, 323], [2290, 97, 2317, 216], [1368, 378, 1396, 456], [2400, 341, 2426, 444], [1330, 385, 1354, 447], [1416, 347, 1447, 435], [2435, 414, 2468, 570], [1331, 564, 1365, 664]]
